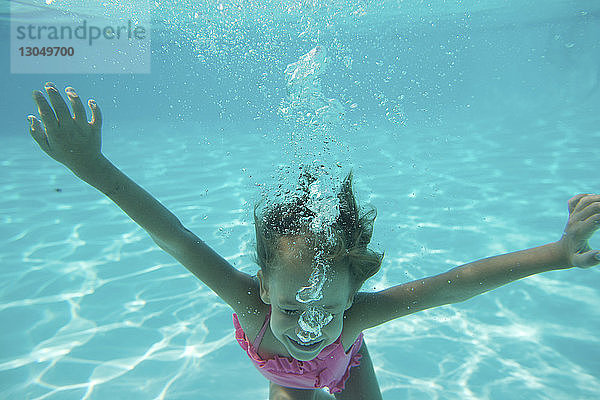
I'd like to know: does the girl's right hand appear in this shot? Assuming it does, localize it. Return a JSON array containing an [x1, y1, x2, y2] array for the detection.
[[29, 82, 102, 173], [560, 193, 600, 268]]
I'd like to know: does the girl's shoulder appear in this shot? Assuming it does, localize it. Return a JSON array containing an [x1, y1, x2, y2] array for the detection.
[[337, 292, 374, 346], [231, 274, 272, 341], [235, 303, 292, 359], [340, 305, 365, 352]]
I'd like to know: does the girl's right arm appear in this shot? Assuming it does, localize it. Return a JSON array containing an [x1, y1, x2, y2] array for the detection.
[[29, 83, 261, 313], [346, 194, 600, 332]]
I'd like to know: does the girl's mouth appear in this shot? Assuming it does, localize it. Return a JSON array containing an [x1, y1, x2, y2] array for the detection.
[[287, 336, 324, 352]]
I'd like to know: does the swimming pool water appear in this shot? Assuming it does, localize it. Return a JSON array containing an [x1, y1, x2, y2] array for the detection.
[[1, 1, 599, 399]]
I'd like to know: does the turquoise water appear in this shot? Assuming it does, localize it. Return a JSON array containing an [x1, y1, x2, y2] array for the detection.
[[1, 1, 600, 399]]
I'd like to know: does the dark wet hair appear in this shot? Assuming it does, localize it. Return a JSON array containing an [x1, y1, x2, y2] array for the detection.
[[252, 169, 384, 294]]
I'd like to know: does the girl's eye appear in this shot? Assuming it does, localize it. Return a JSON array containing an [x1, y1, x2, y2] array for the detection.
[[282, 309, 297, 315]]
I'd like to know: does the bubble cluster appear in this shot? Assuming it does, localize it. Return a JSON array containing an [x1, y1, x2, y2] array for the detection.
[[295, 306, 333, 343], [279, 45, 345, 127], [305, 173, 341, 241], [293, 252, 334, 343], [284, 45, 327, 87], [296, 254, 328, 303], [259, 163, 342, 238], [261, 45, 348, 345]]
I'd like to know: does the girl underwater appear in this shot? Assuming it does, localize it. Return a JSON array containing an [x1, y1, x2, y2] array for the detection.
[[28, 83, 600, 400]]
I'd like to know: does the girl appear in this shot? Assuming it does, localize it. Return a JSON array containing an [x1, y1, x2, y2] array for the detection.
[[28, 83, 600, 400]]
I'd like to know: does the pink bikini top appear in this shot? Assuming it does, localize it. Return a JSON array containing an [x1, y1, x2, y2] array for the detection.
[[233, 306, 364, 394]]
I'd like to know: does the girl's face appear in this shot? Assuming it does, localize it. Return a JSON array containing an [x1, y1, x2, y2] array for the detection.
[[258, 253, 354, 361]]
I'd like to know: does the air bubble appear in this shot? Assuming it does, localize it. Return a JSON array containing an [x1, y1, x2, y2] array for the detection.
[[279, 45, 345, 128], [295, 306, 333, 342]]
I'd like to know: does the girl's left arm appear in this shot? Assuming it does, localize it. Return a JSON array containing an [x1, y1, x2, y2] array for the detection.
[[348, 194, 600, 331]]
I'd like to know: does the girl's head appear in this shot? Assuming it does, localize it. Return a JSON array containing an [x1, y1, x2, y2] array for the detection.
[[252, 169, 383, 360]]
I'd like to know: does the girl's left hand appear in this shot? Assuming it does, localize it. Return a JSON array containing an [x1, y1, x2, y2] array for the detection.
[[560, 194, 600, 268]]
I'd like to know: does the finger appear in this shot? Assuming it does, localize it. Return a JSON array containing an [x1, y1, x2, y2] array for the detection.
[[574, 212, 600, 241], [44, 82, 72, 123], [572, 249, 600, 269], [27, 115, 51, 153], [88, 99, 102, 130], [32, 90, 58, 131], [65, 87, 87, 125], [568, 194, 589, 214], [576, 201, 600, 222], [573, 195, 600, 216]]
